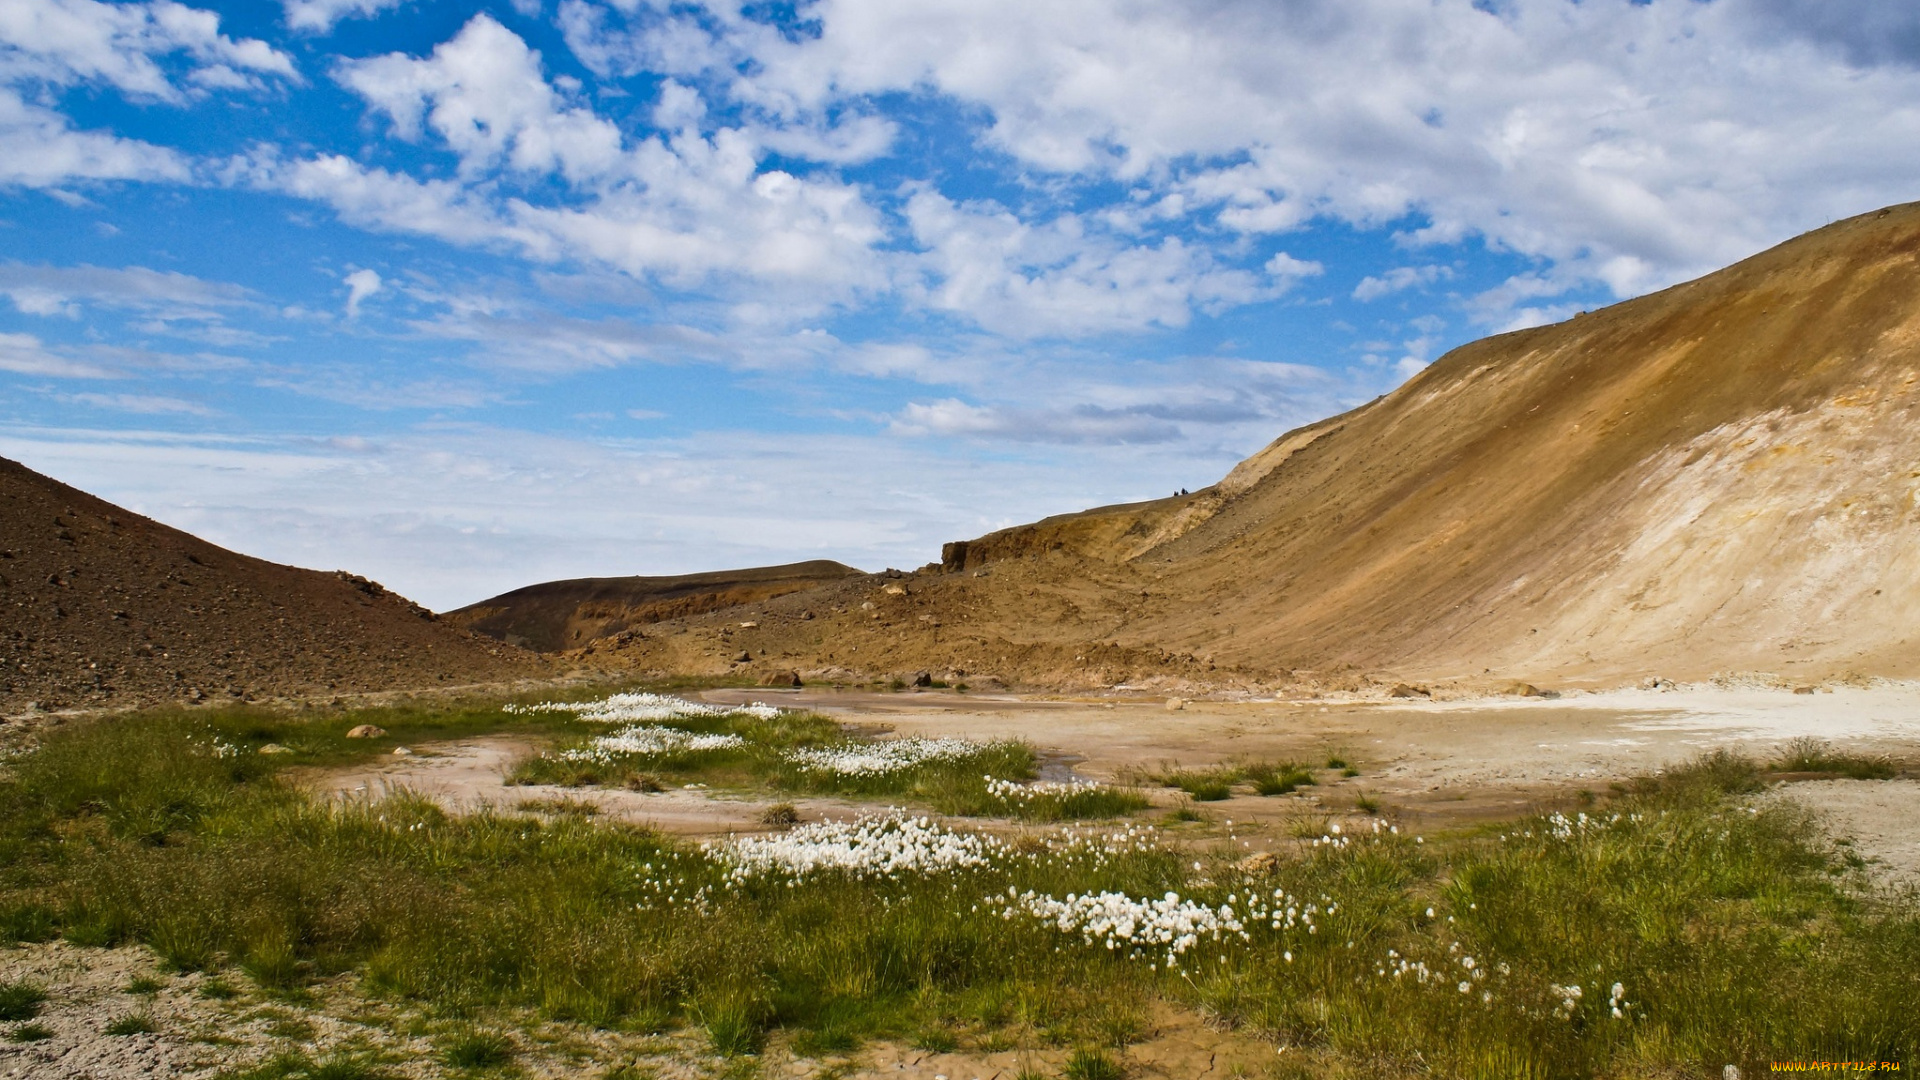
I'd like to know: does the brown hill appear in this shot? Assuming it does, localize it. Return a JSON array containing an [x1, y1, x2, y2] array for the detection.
[[0, 457, 542, 712], [584, 200, 1920, 691], [443, 560, 864, 652]]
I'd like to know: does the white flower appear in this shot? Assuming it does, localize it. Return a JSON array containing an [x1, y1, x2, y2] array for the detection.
[[555, 724, 744, 764], [720, 814, 1002, 881], [786, 737, 995, 776], [509, 692, 781, 723], [1007, 889, 1245, 964]]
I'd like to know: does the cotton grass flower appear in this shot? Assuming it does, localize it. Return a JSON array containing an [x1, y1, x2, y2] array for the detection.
[[993, 888, 1247, 968], [508, 692, 781, 723], [557, 725, 745, 765], [785, 737, 994, 777], [715, 813, 1004, 881]]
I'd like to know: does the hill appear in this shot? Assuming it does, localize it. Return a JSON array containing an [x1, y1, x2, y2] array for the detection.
[[443, 560, 864, 652], [582, 200, 1920, 692], [0, 456, 542, 712]]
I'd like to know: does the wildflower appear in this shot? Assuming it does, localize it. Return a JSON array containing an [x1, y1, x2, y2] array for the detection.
[[786, 737, 995, 776], [510, 692, 780, 723], [720, 814, 1003, 881]]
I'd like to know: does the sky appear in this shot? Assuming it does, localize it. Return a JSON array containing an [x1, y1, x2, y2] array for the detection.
[[1, 0, 1918, 610]]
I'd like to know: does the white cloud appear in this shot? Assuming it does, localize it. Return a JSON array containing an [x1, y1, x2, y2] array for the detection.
[[0, 88, 189, 188], [342, 268, 381, 318], [338, 15, 623, 183], [903, 189, 1265, 338], [283, 0, 407, 33], [0, 331, 113, 377], [1264, 252, 1325, 285], [602, 0, 1920, 311], [1352, 264, 1452, 302], [62, 391, 217, 415], [0, 260, 253, 312], [0, 0, 296, 102]]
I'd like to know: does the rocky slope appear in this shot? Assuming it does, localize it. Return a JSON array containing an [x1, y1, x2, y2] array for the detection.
[[0, 457, 542, 712], [581, 201, 1920, 692], [444, 561, 862, 652]]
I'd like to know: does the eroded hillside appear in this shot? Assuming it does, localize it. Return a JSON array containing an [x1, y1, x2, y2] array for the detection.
[[583, 201, 1920, 692]]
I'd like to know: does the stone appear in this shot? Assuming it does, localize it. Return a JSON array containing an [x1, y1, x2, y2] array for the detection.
[[1388, 683, 1431, 699], [911, 670, 933, 687], [882, 583, 908, 597], [345, 724, 387, 738], [1166, 697, 1186, 711], [1793, 685, 1816, 695], [257, 743, 292, 755], [760, 670, 802, 688], [734, 651, 752, 663], [392, 746, 413, 756], [1237, 851, 1278, 875]]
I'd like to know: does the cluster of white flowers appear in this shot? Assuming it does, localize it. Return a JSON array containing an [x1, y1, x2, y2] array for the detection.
[[984, 776, 1106, 802], [1609, 981, 1632, 1019], [1501, 810, 1640, 843], [992, 887, 1247, 968], [508, 692, 781, 723], [1551, 982, 1584, 1015], [714, 814, 1005, 882], [632, 856, 716, 913], [785, 737, 992, 777], [556, 724, 746, 764], [210, 736, 241, 759], [1376, 945, 1508, 1005]]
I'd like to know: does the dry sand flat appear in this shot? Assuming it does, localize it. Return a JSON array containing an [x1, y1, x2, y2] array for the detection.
[[313, 686, 1920, 878]]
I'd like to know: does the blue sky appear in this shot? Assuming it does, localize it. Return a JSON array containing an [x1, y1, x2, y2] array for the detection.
[[2, 0, 1917, 609]]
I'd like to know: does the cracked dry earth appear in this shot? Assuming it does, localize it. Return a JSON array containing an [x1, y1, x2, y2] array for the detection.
[[0, 941, 1275, 1080]]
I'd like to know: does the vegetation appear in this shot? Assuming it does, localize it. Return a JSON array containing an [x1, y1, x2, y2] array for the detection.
[[1769, 736, 1900, 780], [0, 706, 1913, 1075]]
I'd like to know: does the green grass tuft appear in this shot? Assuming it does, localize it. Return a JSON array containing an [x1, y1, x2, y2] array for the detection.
[[1769, 736, 1898, 779], [6, 1022, 52, 1043], [1062, 1048, 1125, 1080], [105, 1012, 157, 1036], [0, 981, 46, 1022], [439, 1028, 514, 1069]]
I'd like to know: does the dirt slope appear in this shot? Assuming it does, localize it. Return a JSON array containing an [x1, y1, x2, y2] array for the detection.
[[0, 457, 542, 712], [584, 201, 1920, 692], [443, 560, 863, 652]]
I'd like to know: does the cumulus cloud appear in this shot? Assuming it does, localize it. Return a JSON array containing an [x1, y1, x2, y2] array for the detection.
[[903, 189, 1265, 337], [0, 0, 296, 101], [283, 0, 407, 33], [1352, 264, 1452, 302]]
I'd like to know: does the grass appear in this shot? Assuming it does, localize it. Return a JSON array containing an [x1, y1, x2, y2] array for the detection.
[[0, 980, 46, 1022], [0, 705, 1915, 1074], [1769, 736, 1899, 780], [1062, 1048, 1125, 1080], [6, 1022, 52, 1043], [105, 1012, 158, 1035], [125, 975, 164, 995]]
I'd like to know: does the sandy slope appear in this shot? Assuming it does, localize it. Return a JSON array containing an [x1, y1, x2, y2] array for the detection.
[[567, 201, 1920, 692]]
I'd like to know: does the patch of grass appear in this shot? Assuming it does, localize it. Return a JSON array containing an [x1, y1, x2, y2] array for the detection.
[[125, 975, 164, 995], [1353, 793, 1380, 815], [439, 1027, 515, 1069], [759, 802, 799, 826], [199, 978, 241, 1001], [1324, 755, 1349, 770], [0, 981, 45, 1022], [105, 1012, 157, 1036], [1152, 766, 1237, 802], [218, 1051, 395, 1080], [910, 1026, 958, 1053], [1769, 737, 1898, 780], [6, 1022, 52, 1042], [1062, 1048, 1125, 1080], [1244, 762, 1316, 797], [514, 796, 601, 816], [1164, 803, 1204, 823]]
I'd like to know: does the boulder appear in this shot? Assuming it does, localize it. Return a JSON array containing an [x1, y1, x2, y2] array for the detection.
[[1165, 697, 1186, 711], [1237, 851, 1278, 875], [760, 670, 802, 688], [733, 651, 752, 663], [345, 724, 387, 739], [257, 743, 292, 755], [1387, 684, 1430, 699], [911, 670, 933, 687]]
